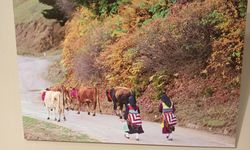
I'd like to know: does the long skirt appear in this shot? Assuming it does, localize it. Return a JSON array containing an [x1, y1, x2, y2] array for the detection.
[[161, 112, 177, 134], [125, 122, 144, 134]]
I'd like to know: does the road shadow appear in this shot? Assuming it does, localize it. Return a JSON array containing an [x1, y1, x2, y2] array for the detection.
[[235, 13, 250, 147]]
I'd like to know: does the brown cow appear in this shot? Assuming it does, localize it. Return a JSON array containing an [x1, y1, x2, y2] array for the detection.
[[106, 87, 134, 119], [70, 87, 102, 116]]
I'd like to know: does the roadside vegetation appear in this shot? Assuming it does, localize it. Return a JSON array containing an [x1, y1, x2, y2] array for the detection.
[[59, 0, 247, 136], [23, 116, 98, 142]]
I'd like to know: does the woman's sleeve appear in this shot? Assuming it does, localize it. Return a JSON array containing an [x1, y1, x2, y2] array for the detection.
[[159, 103, 163, 113]]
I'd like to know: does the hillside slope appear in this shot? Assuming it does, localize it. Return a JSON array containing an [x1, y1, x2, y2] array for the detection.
[[13, 0, 65, 54]]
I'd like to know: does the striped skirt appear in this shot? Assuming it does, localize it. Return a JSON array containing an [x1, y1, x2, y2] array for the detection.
[[161, 112, 177, 134], [126, 113, 144, 134], [163, 112, 177, 126]]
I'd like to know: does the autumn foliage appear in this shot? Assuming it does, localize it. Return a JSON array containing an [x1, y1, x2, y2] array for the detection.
[[60, 0, 247, 136]]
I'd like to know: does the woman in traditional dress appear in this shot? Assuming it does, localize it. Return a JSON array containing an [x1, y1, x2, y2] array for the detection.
[[159, 93, 177, 141], [123, 95, 144, 141]]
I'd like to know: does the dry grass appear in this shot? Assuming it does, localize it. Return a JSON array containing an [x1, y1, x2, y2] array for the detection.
[[13, 0, 52, 24], [23, 116, 98, 142], [46, 58, 65, 84]]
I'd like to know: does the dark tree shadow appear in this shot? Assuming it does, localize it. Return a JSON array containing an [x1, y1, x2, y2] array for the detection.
[[39, 0, 69, 26], [41, 8, 67, 26]]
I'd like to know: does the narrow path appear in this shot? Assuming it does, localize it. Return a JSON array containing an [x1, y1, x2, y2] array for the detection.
[[17, 55, 236, 147]]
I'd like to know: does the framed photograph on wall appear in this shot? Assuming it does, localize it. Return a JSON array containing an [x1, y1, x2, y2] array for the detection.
[[13, 0, 248, 148]]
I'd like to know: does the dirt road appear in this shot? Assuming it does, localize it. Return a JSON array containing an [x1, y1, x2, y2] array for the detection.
[[17, 56, 236, 147]]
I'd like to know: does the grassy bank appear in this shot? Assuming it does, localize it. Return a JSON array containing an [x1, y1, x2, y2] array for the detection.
[[13, 0, 51, 24], [23, 116, 98, 142]]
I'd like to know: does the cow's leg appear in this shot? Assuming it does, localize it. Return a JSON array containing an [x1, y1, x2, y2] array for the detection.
[[98, 99, 102, 114], [77, 103, 81, 114], [54, 108, 57, 121], [62, 109, 66, 121], [57, 109, 61, 122], [87, 102, 91, 115], [119, 104, 123, 119], [47, 108, 50, 120], [116, 104, 121, 119], [113, 102, 118, 115], [92, 100, 97, 116]]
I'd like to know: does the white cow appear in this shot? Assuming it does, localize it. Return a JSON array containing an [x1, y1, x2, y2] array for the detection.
[[43, 90, 66, 122]]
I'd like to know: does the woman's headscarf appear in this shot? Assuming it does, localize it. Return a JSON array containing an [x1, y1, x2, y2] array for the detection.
[[161, 93, 172, 107], [128, 95, 137, 110]]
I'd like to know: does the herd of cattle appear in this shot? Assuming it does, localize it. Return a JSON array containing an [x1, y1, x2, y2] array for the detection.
[[40, 85, 135, 122]]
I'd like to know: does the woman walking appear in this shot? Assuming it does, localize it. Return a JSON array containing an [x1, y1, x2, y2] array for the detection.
[[123, 95, 144, 141], [159, 93, 177, 141]]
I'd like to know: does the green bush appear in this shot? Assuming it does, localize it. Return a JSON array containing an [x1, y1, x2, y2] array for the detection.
[[149, 70, 169, 100], [236, 0, 248, 17], [73, 0, 128, 16], [203, 87, 214, 97]]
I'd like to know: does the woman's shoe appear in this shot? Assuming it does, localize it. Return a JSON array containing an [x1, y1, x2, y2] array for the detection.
[[167, 134, 173, 141], [124, 133, 130, 139], [135, 133, 139, 141], [166, 133, 170, 139]]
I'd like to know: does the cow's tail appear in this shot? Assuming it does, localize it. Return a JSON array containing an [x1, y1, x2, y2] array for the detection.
[[60, 85, 65, 107], [94, 85, 102, 114], [58, 92, 63, 110]]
